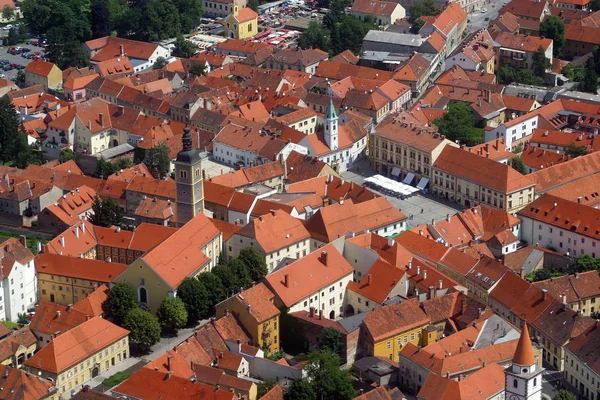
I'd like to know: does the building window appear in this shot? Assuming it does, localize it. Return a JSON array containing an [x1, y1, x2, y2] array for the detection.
[[180, 170, 187, 179], [139, 287, 148, 304]]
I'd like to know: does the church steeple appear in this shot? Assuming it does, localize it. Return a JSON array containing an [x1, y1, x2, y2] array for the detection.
[[175, 126, 204, 226], [504, 323, 544, 400], [324, 92, 338, 151]]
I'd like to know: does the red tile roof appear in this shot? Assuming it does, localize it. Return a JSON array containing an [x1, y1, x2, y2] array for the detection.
[[363, 300, 430, 341], [347, 259, 406, 304], [0, 364, 56, 400], [351, 0, 402, 16], [236, 209, 309, 253], [24, 60, 59, 77], [264, 243, 354, 307], [25, 317, 129, 374], [35, 253, 127, 283]]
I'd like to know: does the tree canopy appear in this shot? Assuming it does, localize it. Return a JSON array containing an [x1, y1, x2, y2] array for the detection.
[[103, 283, 138, 324], [89, 196, 124, 228], [197, 272, 226, 306], [147, 142, 171, 178], [540, 16, 565, 57], [408, 0, 439, 32], [498, 66, 545, 86], [510, 156, 528, 175], [433, 102, 483, 146], [579, 58, 599, 94], [177, 277, 211, 322], [319, 327, 342, 356], [156, 297, 188, 332], [0, 98, 41, 168], [553, 390, 577, 400], [565, 142, 588, 158], [124, 308, 161, 352], [302, 350, 356, 400], [173, 35, 197, 58], [525, 268, 562, 282], [570, 254, 600, 273], [285, 378, 317, 400], [532, 46, 551, 77], [238, 247, 268, 282]]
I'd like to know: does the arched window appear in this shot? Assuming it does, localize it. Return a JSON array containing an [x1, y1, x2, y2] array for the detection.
[[248, 23, 253, 31], [180, 170, 187, 179], [139, 287, 148, 304]]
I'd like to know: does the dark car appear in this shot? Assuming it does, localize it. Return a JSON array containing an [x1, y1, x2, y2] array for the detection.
[[15, 64, 25, 70], [20, 47, 31, 53]]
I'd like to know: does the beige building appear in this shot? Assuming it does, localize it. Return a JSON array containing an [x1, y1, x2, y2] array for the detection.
[[24, 317, 129, 398], [370, 119, 457, 184], [432, 145, 536, 214], [228, 209, 311, 273], [533, 271, 600, 317], [350, 0, 405, 27], [114, 214, 222, 313], [24, 60, 62, 91], [564, 325, 600, 400]]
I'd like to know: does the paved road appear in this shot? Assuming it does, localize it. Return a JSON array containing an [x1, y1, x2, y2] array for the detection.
[[341, 159, 461, 229], [467, 0, 505, 34]]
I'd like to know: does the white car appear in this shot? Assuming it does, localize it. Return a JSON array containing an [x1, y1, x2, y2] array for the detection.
[[481, 8, 487, 12], [4, 24, 12, 29]]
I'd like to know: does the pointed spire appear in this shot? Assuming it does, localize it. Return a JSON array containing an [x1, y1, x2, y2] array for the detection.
[[326, 96, 337, 121], [182, 126, 192, 152], [513, 323, 536, 366]]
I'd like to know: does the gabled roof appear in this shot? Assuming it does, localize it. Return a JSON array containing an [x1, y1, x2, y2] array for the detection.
[[87, 36, 162, 62], [264, 243, 354, 307], [25, 317, 129, 374], [531, 299, 595, 346], [236, 209, 310, 253], [351, 0, 402, 16], [141, 214, 219, 288], [363, 299, 430, 341], [0, 364, 56, 400], [233, 7, 258, 22], [24, 60, 59, 77], [35, 253, 127, 283], [346, 258, 405, 304], [565, 322, 600, 375]]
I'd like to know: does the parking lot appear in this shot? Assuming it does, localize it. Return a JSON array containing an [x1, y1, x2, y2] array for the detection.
[[341, 160, 461, 229], [0, 42, 45, 81]]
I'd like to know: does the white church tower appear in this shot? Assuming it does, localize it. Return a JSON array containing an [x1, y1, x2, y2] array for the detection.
[[504, 323, 544, 400], [324, 96, 338, 151]]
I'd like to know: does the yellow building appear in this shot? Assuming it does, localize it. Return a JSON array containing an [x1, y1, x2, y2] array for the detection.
[[114, 213, 221, 313], [24, 59, 62, 91], [0, 329, 37, 368], [24, 317, 129, 398], [36, 253, 127, 306], [223, 5, 258, 39], [215, 283, 281, 354], [361, 301, 431, 363]]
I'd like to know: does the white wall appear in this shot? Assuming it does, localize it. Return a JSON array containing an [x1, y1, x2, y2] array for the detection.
[[3, 258, 37, 321], [486, 114, 540, 150], [288, 273, 353, 320], [520, 216, 599, 257]]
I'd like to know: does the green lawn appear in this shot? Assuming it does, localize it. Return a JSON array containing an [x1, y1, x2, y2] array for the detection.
[[0, 232, 48, 255], [102, 371, 131, 387]]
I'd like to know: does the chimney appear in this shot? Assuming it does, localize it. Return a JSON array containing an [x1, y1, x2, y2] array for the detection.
[[219, 352, 223, 359], [120, 44, 124, 56], [320, 251, 328, 265], [99, 113, 104, 127], [575, 272, 580, 279], [18, 235, 26, 248], [367, 274, 372, 286], [519, 267, 525, 279], [423, 270, 427, 280], [578, 197, 583, 204], [74, 226, 79, 238], [561, 293, 567, 304], [36, 241, 42, 253], [88, 120, 91, 130], [429, 286, 435, 299], [319, 309, 323, 320], [283, 274, 289, 288], [542, 288, 548, 301], [417, 265, 420, 275], [446, 214, 450, 222], [167, 354, 172, 372], [59, 236, 65, 247], [309, 307, 315, 318], [56, 310, 61, 318], [81, 222, 85, 233], [438, 280, 443, 289]]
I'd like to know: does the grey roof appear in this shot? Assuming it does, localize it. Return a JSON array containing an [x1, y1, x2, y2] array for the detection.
[[363, 30, 427, 47], [473, 314, 519, 349], [360, 51, 411, 64], [519, 248, 545, 275], [559, 90, 600, 105], [94, 143, 134, 159], [353, 356, 398, 376], [338, 311, 368, 333]]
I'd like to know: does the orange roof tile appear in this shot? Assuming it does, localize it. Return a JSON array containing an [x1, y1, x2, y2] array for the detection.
[[363, 300, 430, 341], [264, 243, 354, 307], [25, 317, 128, 374], [35, 253, 127, 283], [236, 209, 309, 254], [513, 323, 536, 365], [0, 364, 56, 400], [347, 259, 405, 304], [24, 60, 59, 77]]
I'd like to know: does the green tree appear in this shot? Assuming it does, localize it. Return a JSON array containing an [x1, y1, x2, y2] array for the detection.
[[408, 0, 438, 32], [17, 24, 27, 43], [329, 16, 375, 56], [60, 148, 75, 163], [553, 390, 577, 400], [89, 196, 124, 227], [93, 157, 117, 178], [189, 62, 207, 76], [579, 58, 599, 94], [298, 21, 331, 53], [565, 142, 588, 158], [116, 0, 181, 41], [7, 27, 18, 46], [525, 268, 562, 282], [90, 0, 112, 38], [540, 16, 565, 57], [17, 313, 30, 325], [16, 70, 25, 83], [285, 378, 317, 400], [2, 5, 14, 21], [228, 258, 253, 290], [212, 263, 239, 295], [257, 379, 277, 398], [172, 0, 203, 33], [561, 64, 584, 82], [319, 327, 342, 355], [173, 34, 197, 58], [248, 0, 259, 12], [239, 247, 268, 282], [123, 308, 161, 352], [571, 254, 600, 273], [103, 283, 138, 324], [532, 46, 551, 77], [304, 350, 357, 400], [152, 56, 167, 70], [177, 277, 211, 322], [156, 297, 188, 332], [12, 129, 41, 168], [197, 272, 226, 306], [510, 156, 528, 175], [433, 102, 482, 146], [0, 99, 40, 167], [147, 142, 171, 178]]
